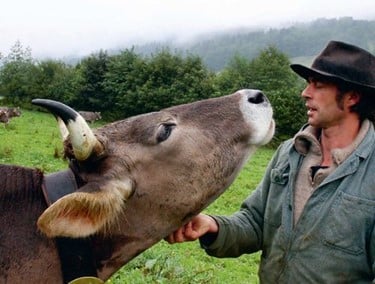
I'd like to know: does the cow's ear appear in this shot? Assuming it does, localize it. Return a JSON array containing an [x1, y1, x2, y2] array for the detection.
[[37, 179, 134, 238]]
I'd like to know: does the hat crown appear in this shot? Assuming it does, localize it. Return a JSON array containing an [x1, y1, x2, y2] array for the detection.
[[311, 41, 375, 87], [290, 41, 375, 91]]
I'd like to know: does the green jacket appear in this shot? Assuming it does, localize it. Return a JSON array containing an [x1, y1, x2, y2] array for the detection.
[[203, 123, 375, 283]]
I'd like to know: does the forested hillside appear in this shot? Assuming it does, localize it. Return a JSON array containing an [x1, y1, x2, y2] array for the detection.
[[133, 17, 375, 71], [1, 17, 374, 141]]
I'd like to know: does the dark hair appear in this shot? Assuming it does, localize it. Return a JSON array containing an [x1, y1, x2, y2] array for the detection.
[[355, 90, 375, 122], [336, 82, 375, 122]]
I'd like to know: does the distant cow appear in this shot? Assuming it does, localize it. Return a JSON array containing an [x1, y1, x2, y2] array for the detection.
[[0, 106, 21, 125], [78, 111, 102, 123], [0, 90, 274, 283], [0, 109, 8, 123]]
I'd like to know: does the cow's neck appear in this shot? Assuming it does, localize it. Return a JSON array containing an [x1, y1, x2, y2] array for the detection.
[[0, 165, 62, 283]]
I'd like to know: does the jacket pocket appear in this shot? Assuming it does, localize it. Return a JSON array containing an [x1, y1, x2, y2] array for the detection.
[[322, 191, 375, 255], [265, 167, 289, 228]]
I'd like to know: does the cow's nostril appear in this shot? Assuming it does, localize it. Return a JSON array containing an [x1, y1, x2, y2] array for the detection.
[[248, 91, 265, 104]]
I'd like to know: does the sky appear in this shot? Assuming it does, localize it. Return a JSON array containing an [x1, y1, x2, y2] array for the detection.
[[1, 0, 374, 59]]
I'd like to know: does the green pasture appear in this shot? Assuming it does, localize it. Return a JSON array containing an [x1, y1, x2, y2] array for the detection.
[[0, 109, 275, 284]]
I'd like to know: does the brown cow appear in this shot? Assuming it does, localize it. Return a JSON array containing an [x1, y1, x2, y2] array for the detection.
[[0, 109, 8, 124], [78, 111, 102, 123], [0, 106, 21, 125], [0, 89, 274, 283]]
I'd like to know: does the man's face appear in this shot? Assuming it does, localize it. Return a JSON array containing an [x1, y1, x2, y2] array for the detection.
[[301, 77, 347, 128]]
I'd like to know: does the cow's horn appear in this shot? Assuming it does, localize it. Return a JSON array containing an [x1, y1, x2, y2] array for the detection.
[[32, 99, 104, 161]]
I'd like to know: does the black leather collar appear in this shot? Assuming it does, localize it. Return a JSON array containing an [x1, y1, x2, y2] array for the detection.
[[43, 169, 77, 205], [43, 169, 98, 283]]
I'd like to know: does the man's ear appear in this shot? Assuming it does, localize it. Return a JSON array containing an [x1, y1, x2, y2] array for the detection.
[[38, 178, 134, 238], [347, 90, 361, 108]]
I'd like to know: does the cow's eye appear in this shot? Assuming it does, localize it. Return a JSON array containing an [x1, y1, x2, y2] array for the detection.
[[156, 123, 175, 143]]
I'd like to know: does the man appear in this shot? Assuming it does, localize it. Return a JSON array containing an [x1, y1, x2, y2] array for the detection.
[[166, 41, 375, 283]]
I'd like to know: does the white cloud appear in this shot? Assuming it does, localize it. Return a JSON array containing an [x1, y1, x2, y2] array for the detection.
[[1, 0, 374, 58]]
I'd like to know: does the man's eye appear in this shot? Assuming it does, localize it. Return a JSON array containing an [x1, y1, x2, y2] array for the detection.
[[307, 77, 327, 88], [156, 123, 175, 143], [314, 81, 325, 88]]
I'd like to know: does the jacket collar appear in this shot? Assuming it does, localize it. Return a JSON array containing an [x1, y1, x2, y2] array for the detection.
[[293, 120, 372, 166]]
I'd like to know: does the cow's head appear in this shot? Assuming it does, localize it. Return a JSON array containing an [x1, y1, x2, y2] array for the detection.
[[32, 89, 274, 275]]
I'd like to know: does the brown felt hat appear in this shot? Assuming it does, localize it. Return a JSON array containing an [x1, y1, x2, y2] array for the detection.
[[290, 41, 375, 92]]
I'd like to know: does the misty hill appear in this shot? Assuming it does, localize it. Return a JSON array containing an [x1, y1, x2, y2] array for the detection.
[[131, 17, 375, 71]]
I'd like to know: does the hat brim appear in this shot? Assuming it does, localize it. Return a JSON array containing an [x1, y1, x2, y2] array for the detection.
[[290, 64, 375, 92]]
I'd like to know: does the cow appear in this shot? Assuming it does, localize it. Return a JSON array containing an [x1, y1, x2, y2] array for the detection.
[[78, 111, 102, 123], [0, 106, 21, 125], [0, 109, 8, 124], [0, 89, 275, 283]]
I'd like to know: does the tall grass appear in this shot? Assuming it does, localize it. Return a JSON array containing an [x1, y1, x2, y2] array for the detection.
[[1, 109, 275, 283]]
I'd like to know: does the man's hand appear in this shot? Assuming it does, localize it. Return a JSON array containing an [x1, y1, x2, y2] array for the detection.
[[165, 213, 219, 244]]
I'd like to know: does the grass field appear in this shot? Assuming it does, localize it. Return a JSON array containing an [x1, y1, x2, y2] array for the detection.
[[0, 109, 275, 284]]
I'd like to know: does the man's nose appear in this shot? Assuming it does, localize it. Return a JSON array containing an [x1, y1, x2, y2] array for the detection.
[[301, 84, 312, 98]]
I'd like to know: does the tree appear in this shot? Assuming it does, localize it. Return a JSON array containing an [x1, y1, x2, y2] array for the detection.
[[76, 50, 110, 111], [3, 40, 33, 64], [102, 48, 148, 119], [136, 50, 214, 111], [36, 60, 83, 105], [213, 54, 253, 96], [0, 41, 36, 105], [103, 48, 215, 120]]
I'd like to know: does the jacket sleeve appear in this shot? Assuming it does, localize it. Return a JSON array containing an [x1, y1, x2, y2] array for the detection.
[[201, 142, 288, 258]]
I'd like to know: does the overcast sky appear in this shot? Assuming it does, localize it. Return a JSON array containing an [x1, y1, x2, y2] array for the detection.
[[1, 0, 374, 58]]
